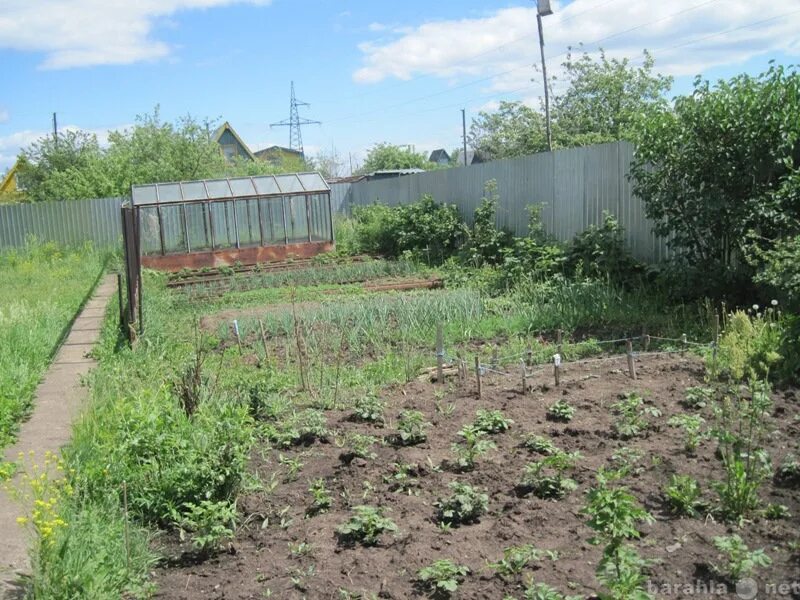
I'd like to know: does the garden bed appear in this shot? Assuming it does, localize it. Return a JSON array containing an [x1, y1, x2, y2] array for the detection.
[[152, 354, 800, 599]]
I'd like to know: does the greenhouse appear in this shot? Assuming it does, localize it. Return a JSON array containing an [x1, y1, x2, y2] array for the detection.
[[130, 172, 334, 270]]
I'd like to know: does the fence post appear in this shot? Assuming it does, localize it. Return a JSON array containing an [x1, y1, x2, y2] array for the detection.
[[521, 361, 527, 395], [626, 338, 637, 380], [553, 353, 561, 387], [475, 355, 482, 399]]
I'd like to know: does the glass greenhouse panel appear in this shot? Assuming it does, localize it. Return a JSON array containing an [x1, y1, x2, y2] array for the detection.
[[185, 203, 211, 251], [284, 195, 309, 243]]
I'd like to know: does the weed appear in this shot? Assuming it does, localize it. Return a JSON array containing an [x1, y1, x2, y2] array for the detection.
[[352, 394, 385, 424], [288, 541, 313, 558], [473, 409, 513, 434], [336, 505, 397, 546], [417, 559, 469, 596], [396, 410, 431, 446], [279, 454, 304, 482], [435, 481, 489, 526], [775, 453, 800, 486], [663, 475, 705, 517], [609, 447, 644, 478], [307, 478, 332, 515], [383, 462, 420, 495], [710, 381, 773, 521], [547, 399, 575, 422], [611, 392, 661, 439], [523, 434, 559, 455], [488, 544, 542, 576], [712, 535, 771, 582], [667, 414, 706, 454], [519, 450, 581, 499], [764, 503, 791, 520], [451, 425, 497, 471], [262, 409, 329, 447]]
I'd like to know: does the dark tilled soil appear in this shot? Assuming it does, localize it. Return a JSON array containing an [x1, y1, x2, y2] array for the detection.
[[153, 354, 800, 599]]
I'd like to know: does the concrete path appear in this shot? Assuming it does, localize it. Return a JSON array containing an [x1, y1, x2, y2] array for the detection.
[[0, 274, 116, 599]]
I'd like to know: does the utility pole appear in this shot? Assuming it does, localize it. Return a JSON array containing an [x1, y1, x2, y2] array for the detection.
[[52, 112, 58, 147], [461, 108, 468, 166], [270, 81, 321, 160], [535, 0, 553, 152]]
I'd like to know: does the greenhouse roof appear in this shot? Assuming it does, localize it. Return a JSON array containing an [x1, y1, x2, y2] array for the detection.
[[131, 172, 329, 206]]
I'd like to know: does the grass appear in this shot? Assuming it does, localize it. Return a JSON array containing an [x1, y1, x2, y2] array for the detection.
[[0, 240, 106, 449]]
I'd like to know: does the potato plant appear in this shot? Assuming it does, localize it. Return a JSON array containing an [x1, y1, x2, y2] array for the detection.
[[417, 560, 469, 596], [336, 506, 397, 546], [435, 481, 489, 526]]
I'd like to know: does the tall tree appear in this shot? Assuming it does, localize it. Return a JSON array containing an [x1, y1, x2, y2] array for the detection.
[[553, 49, 673, 145], [359, 143, 433, 174], [468, 101, 548, 161], [630, 64, 800, 275]]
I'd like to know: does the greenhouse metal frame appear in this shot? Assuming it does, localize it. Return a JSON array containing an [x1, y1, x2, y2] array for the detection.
[[129, 172, 334, 270]]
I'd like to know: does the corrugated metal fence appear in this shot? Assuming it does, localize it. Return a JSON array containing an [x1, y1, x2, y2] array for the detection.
[[338, 141, 669, 262], [0, 142, 668, 261], [0, 196, 123, 250]]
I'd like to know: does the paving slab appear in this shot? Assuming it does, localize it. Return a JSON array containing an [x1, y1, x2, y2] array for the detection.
[[0, 274, 116, 599]]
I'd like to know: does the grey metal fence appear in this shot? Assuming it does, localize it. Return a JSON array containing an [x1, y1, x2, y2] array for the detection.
[[0, 142, 668, 262], [340, 141, 669, 263], [0, 196, 123, 250]]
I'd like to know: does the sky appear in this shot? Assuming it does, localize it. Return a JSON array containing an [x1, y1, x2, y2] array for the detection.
[[1, 0, 800, 174]]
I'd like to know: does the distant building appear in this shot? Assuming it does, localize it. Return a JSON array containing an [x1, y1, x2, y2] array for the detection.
[[366, 169, 426, 180], [0, 159, 23, 201], [254, 146, 305, 166], [429, 149, 450, 165], [213, 122, 256, 162]]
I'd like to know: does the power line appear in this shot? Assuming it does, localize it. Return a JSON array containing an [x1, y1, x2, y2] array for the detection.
[[270, 81, 320, 159]]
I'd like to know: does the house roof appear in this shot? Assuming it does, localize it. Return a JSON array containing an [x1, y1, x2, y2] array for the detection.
[[429, 149, 450, 163], [213, 121, 256, 161], [254, 146, 304, 159], [0, 161, 20, 195], [131, 172, 329, 207]]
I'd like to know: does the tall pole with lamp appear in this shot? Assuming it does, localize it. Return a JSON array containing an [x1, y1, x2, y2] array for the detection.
[[536, 0, 553, 152]]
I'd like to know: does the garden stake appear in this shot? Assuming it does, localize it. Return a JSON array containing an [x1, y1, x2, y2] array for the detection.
[[436, 323, 444, 384], [491, 347, 499, 370], [122, 480, 131, 572], [258, 319, 269, 364], [626, 339, 637, 380], [232, 319, 242, 353], [712, 313, 720, 367], [526, 346, 533, 367], [521, 360, 527, 395], [643, 333, 651, 352], [553, 353, 561, 387], [475, 355, 482, 399], [681, 333, 688, 354]]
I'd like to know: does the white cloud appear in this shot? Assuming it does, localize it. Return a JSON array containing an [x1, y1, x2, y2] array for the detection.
[[0, 109, 8, 123], [368, 22, 388, 32], [0, 0, 272, 69], [353, 1, 800, 94]]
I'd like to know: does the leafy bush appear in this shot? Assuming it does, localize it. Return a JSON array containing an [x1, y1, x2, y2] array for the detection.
[[712, 535, 771, 582], [336, 506, 397, 546], [339, 433, 378, 461], [611, 392, 661, 439], [307, 478, 332, 515], [523, 434, 559, 455], [350, 195, 464, 263], [451, 425, 496, 471], [664, 475, 705, 517], [396, 410, 431, 446], [564, 213, 641, 283], [352, 394, 385, 424], [262, 408, 329, 448], [383, 462, 420, 495], [435, 481, 489, 526], [463, 180, 515, 267], [667, 413, 706, 454], [472, 408, 513, 434], [489, 544, 542, 576], [519, 451, 581, 499], [682, 386, 713, 409], [417, 560, 469, 595], [173, 499, 236, 553], [547, 399, 575, 422], [713, 309, 783, 382]]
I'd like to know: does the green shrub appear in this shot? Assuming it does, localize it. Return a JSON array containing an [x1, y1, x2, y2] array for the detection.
[[519, 451, 581, 499], [565, 213, 641, 283], [547, 399, 575, 422], [611, 392, 661, 439], [664, 475, 705, 517], [451, 424, 496, 471], [417, 560, 469, 595], [435, 481, 489, 526], [488, 544, 542, 576], [352, 394, 385, 424], [712, 535, 771, 582], [173, 499, 237, 553], [336, 506, 397, 546], [473, 408, 513, 434], [713, 309, 783, 381], [396, 410, 431, 446], [523, 434, 559, 455]]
